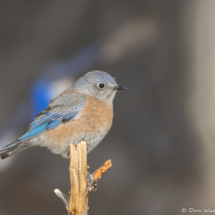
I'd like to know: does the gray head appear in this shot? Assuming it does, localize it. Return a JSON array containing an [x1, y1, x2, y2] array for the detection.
[[72, 70, 126, 103]]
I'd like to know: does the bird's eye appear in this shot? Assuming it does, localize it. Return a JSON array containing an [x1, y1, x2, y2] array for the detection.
[[97, 83, 105, 89]]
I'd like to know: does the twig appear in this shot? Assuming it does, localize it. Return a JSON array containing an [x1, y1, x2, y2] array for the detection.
[[87, 159, 112, 190], [54, 141, 112, 214], [69, 141, 88, 215], [54, 189, 70, 210], [93, 159, 112, 180]]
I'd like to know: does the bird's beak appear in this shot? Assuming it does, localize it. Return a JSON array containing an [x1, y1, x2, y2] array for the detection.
[[113, 85, 127, 90]]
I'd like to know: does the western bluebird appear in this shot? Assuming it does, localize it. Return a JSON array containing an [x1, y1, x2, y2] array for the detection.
[[0, 71, 126, 159]]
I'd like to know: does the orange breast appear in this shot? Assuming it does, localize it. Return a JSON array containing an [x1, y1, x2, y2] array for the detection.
[[44, 96, 113, 145]]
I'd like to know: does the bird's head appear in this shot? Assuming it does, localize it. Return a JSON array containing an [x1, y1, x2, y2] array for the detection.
[[72, 70, 126, 103]]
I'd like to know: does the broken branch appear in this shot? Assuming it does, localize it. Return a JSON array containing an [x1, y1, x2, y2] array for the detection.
[[54, 141, 112, 215]]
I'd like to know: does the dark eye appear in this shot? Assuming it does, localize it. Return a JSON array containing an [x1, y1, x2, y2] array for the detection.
[[97, 83, 105, 89]]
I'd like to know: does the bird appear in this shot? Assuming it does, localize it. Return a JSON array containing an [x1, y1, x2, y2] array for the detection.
[[0, 70, 126, 159]]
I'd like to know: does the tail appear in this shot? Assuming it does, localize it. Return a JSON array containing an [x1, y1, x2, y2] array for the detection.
[[0, 141, 30, 159]]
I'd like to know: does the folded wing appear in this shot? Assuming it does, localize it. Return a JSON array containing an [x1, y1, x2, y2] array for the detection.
[[19, 94, 87, 142]]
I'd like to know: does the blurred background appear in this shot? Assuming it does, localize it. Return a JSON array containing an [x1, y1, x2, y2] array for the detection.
[[0, 0, 214, 214]]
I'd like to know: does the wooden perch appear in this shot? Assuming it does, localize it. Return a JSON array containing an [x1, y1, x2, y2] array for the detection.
[[69, 141, 87, 215], [54, 141, 112, 215]]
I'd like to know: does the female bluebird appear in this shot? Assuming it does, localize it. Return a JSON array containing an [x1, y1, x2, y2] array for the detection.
[[0, 71, 126, 159]]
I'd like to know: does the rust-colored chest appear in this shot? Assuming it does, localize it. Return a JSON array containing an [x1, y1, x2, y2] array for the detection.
[[44, 96, 113, 144]]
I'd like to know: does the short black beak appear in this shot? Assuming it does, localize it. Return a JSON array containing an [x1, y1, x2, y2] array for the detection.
[[113, 85, 127, 90]]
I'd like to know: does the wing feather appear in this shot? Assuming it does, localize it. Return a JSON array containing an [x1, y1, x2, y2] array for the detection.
[[18, 92, 87, 142]]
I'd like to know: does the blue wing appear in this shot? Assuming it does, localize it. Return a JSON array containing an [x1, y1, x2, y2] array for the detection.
[[18, 99, 86, 142]]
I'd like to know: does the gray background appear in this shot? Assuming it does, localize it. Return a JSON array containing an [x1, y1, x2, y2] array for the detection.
[[0, 0, 213, 215]]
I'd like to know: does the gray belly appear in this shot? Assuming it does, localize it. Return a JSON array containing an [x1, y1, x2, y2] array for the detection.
[[30, 126, 107, 158]]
